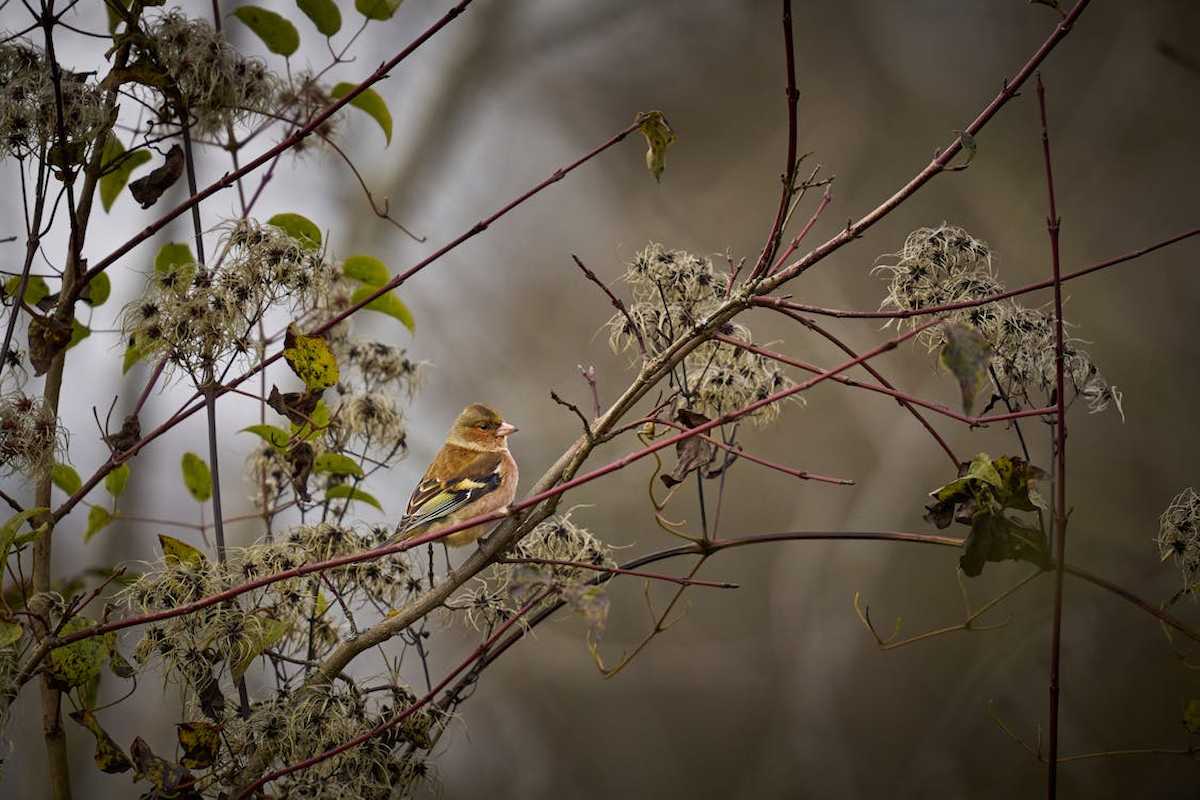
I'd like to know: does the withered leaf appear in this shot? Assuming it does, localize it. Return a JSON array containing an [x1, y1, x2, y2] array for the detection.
[[69, 709, 133, 774], [129, 144, 183, 209], [287, 441, 315, 501], [104, 413, 141, 454], [267, 384, 322, 426], [130, 736, 199, 798], [28, 315, 73, 376], [177, 721, 221, 769], [196, 674, 226, 721], [661, 408, 716, 488]]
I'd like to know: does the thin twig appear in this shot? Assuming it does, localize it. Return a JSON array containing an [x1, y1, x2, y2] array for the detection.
[[571, 254, 644, 356]]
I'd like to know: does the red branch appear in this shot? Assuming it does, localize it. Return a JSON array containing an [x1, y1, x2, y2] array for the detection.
[[1040, 73, 1069, 798], [49, 319, 941, 652], [717, 334, 1051, 427], [754, 225, 1200, 319], [498, 558, 739, 589]]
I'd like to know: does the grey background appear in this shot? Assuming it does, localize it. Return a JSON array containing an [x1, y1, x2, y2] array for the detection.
[[2, 1, 1199, 797]]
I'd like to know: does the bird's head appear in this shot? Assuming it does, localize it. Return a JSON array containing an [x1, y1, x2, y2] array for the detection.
[[448, 403, 518, 451]]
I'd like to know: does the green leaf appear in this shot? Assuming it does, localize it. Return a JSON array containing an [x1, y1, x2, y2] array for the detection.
[[104, 463, 131, 498], [355, 0, 402, 21], [51, 463, 82, 495], [635, 110, 676, 183], [342, 254, 389, 286], [330, 82, 392, 145], [0, 508, 48, 563], [283, 325, 339, 390], [233, 6, 301, 56], [130, 737, 194, 795], [297, 0, 342, 36], [105, 0, 131, 34], [231, 617, 288, 679], [159, 534, 208, 569], [154, 242, 196, 287], [325, 484, 382, 511], [47, 617, 108, 690], [939, 323, 994, 416], [67, 319, 90, 351], [4, 275, 50, 306], [84, 506, 113, 543], [79, 271, 111, 307], [180, 452, 213, 502], [0, 619, 23, 648], [98, 133, 152, 212], [267, 212, 322, 251], [964, 452, 1004, 490], [290, 398, 330, 442], [70, 709, 133, 774], [350, 285, 414, 332], [241, 423, 292, 449], [177, 721, 221, 769], [122, 335, 151, 374], [314, 452, 364, 478]]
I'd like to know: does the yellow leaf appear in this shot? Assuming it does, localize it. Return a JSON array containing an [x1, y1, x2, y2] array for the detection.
[[283, 325, 339, 390], [635, 110, 676, 183]]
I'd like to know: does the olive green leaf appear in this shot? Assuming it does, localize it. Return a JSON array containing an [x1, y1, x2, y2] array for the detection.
[[267, 212, 322, 251], [0, 619, 23, 648], [234, 6, 301, 56], [159, 534, 208, 569], [283, 325, 339, 390], [1, 508, 48, 563], [84, 506, 113, 543], [356, 0, 402, 21], [104, 463, 131, 498], [314, 452, 365, 478], [959, 513, 1048, 577], [342, 254, 389, 286], [177, 721, 221, 769], [47, 617, 109, 690], [122, 335, 150, 374], [330, 82, 393, 145], [297, 0, 342, 36], [98, 133, 152, 212], [51, 463, 82, 495], [241, 423, 292, 450], [939, 323, 993, 415], [325, 484, 382, 511], [4, 275, 50, 306], [180, 452, 213, 502], [1184, 699, 1200, 735], [350, 285, 413, 332], [290, 397, 330, 442], [231, 617, 288, 679], [67, 319, 90, 351], [635, 110, 676, 183], [69, 709, 133, 774]]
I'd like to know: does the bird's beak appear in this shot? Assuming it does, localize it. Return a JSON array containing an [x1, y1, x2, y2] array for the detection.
[[497, 421, 518, 437]]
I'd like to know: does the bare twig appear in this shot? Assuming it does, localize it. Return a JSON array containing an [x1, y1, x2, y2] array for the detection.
[[571, 253, 644, 356]]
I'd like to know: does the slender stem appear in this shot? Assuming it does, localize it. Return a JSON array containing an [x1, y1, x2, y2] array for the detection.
[[498, 557, 739, 589], [750, 0, 800, 280], [1039, 73, 1069, 798]]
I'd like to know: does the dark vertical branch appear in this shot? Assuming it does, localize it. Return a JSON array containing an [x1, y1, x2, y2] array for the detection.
[[1038, 73, 1069, 798], [750, 0, 800, 280]]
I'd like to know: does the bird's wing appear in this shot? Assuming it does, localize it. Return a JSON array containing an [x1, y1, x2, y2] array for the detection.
[[399, 450, 503, 534]]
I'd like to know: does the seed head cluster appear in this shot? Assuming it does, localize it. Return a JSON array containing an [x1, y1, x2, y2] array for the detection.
[[140, 11, 276, 132], [607, 243, 795, 424], [0, 43, 107, 161], [1158, 487, 1200, 598], [121, 220, 335, 381], [0, 393, 64, 479], [875, 224, 1123, 416]]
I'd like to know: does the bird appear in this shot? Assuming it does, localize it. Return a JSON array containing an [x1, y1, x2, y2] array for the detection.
[[388, 403, 519, 549]]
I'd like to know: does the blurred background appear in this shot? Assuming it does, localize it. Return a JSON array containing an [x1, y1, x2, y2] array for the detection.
[[3, 1, 1200, 797]]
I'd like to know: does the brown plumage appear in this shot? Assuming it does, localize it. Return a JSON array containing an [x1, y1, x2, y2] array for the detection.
[[389, 404, 519, 547]]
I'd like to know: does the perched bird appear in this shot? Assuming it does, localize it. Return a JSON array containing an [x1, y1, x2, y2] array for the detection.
[[389, 403, 519, 548]]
